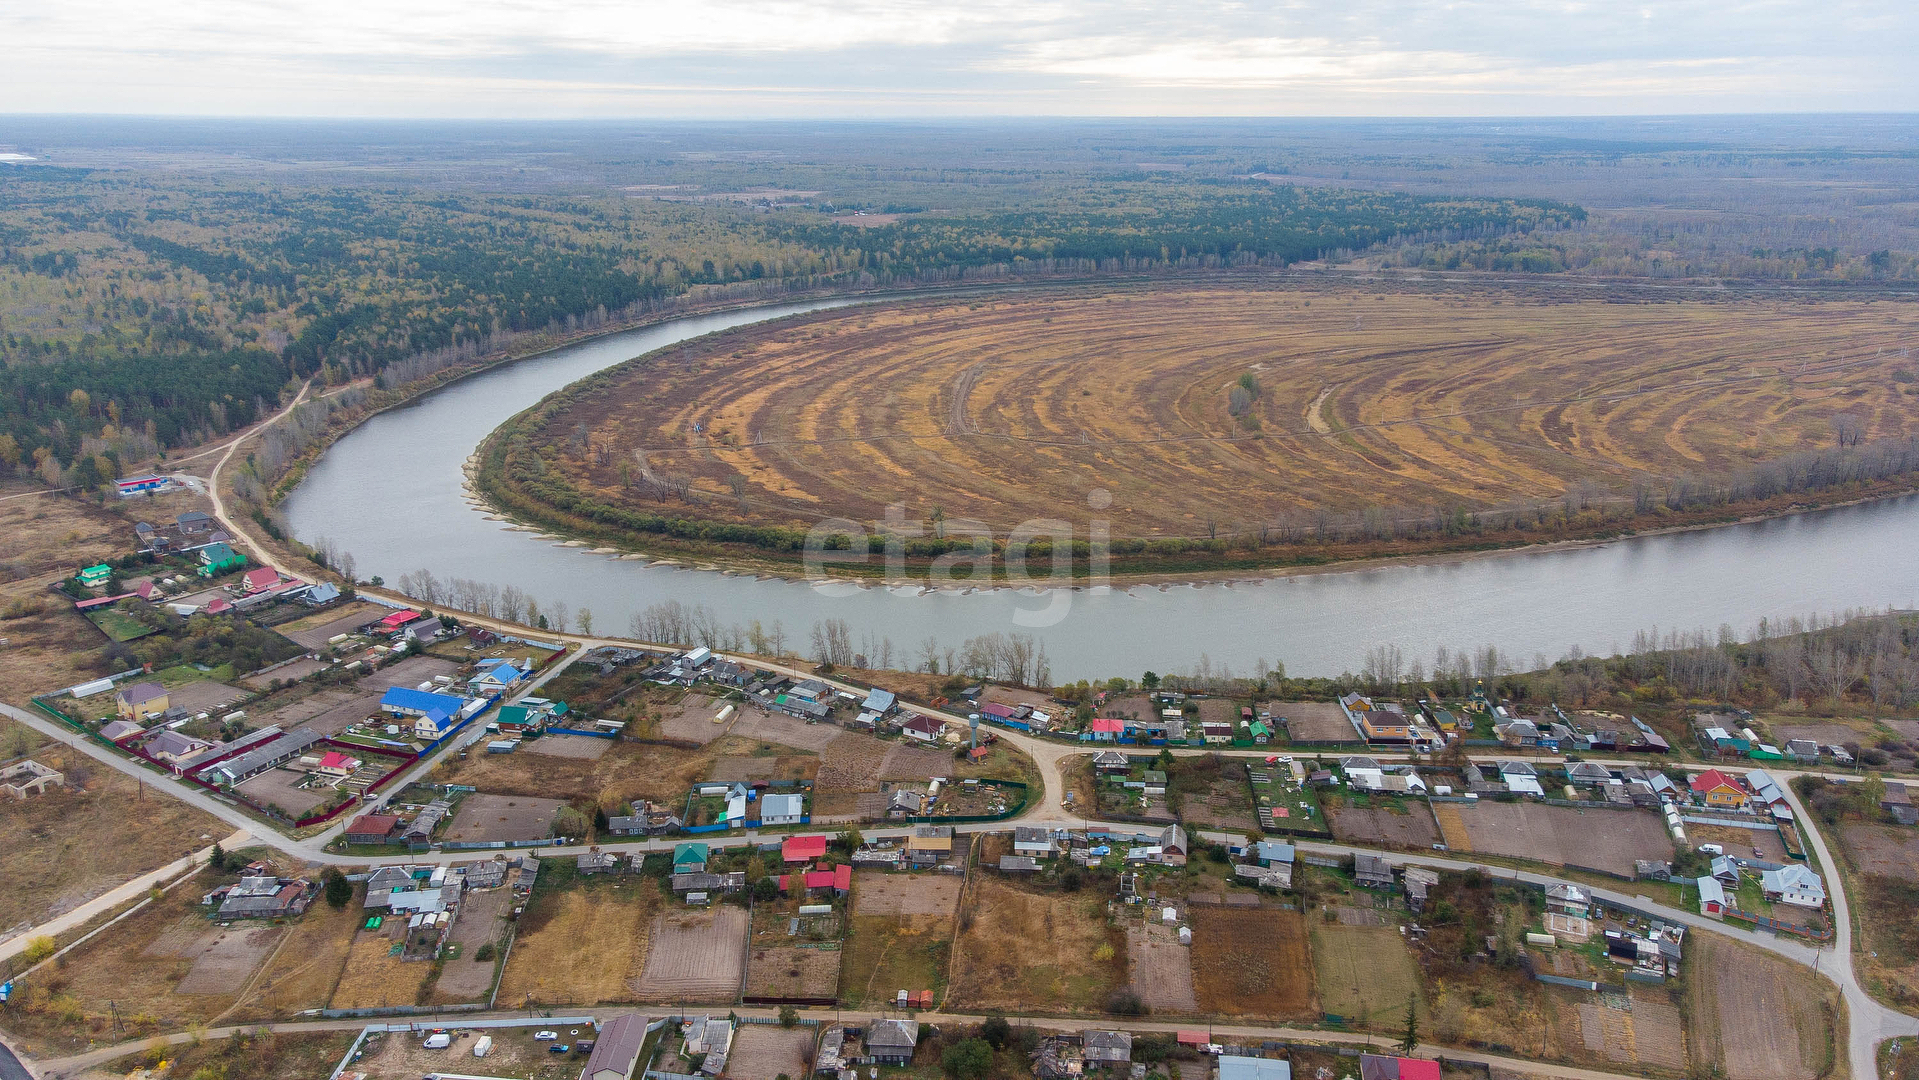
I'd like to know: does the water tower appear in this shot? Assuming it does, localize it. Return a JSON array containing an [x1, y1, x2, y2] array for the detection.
[[969, 713, 980, 749]]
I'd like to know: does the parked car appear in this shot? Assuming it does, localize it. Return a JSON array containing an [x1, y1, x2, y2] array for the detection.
[[533, 1030, 558, 1041], [550, 1044, 571, 1054], [1698, 843, 1723, 855]]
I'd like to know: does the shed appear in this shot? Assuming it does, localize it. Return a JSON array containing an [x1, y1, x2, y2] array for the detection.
[[1218, 1057, 1292, 1080]]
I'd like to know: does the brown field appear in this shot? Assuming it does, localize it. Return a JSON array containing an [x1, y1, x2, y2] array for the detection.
[[1190, 905, 1315, 1018], [101, 1030, 357, 1080], [839, 912, 956, 1006], [745, 944, 841, 1000], [1841, 824, 1919, 882], [0, 760, 223, 935], [1550, 989, 1687, 1072], [659, 691, 730, 743], [816, 731, 892, 792], [880, 743, 959, 780], [441, 793, 567, 843], [730, 707, 844, 751], [1326, 803, 1442, 850], [523, 732, 615, 760], [946, 877, 1125, 1013], [1126, 921, 1198, 1012], [521, 287, 1919, 553], [633, 905, 748, 1001], [229, 896, 362, 1019], [1453, 802, 1673, 875], [1685, 933, 1837, 1080], [436, 734, 726, 809], [496, 878, 658, 1006], [165, 678, 249, 714], [1689, 822, 1790, 864], [277, 602, 384, 649], [853, 871, 963, 916], [728, 1026, 817, 1080], [430, 882, 515, 1002], [329, 929, 433, 1009], [1309, 921, 1423, 1028], [1266, 701, 1357, 743]]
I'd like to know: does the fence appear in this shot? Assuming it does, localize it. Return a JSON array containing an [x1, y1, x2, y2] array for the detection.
[[1535, 973, 1600, 991], [546, 726, 617, 739], [1723, 908, 1836, 942]]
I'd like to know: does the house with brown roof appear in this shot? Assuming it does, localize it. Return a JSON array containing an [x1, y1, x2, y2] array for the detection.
[[581, 1013, 649, 1080], [344, 814, 400, 845]]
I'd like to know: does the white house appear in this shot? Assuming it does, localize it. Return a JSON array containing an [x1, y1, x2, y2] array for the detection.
[[759, 793, 804, 826], [1760, 864, 1826, 908], [901, 715, 944, 743]]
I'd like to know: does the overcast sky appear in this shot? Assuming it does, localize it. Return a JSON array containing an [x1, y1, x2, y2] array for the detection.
[[3, 0, 1914, 117]]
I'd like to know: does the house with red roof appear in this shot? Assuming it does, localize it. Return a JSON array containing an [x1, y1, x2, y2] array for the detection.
[[782, 834, 829, 863], [241, 566, 280, 594], [800, 865, 853, 896], [901, 715, 945, 743], [377, 609, 420, 631], [1689, 768, 1747, 809], [312, 750, 362, 778], [1358, 1054, 1441, 1080], [1087, 718, 1124, 742]]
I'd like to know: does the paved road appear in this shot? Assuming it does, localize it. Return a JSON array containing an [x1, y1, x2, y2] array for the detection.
[[0, 1037, 33, 1080]]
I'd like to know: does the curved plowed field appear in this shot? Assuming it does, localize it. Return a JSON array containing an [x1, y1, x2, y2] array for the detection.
[[527, 284, 1919, 540]]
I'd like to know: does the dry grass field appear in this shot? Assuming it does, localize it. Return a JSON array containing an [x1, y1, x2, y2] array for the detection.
[[1686, 933, 1837, 1080], [946, 877, 1124, 1013], [329, 929, 433, 1010], [1840, 824, 1919, 882], [496, 878, 659, 1006], [1309, 920, 1423, 1029], [1126, 921, 1198, 1012], [0, 760, 223, 937], [229, 896, 361, 1020], [1451, 803, 1673, 875], [1191, 905, 1316, 1018], [532, 286, 1919, 546], [728, 1026, 817, 1080]]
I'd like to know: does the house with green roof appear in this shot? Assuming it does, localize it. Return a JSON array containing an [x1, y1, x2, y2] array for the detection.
[[78, 564, 113, 587], [673, 842, 709, 873], [196, 542, 245, 577]]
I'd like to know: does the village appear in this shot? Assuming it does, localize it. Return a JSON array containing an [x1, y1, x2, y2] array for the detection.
[[0, 506, 1901, 1080]]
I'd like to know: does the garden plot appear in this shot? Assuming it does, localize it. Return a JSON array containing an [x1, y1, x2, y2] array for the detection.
[[853, 872, 962, 916], [880, 743, 956, 780], [173, 924, 285, 996], [235, 766, 339, 818], [1454, 803, 1672, 875], [634, 906, 748, 1001], [1561, 991, 1687, 1071], [727, 1026, 816, 1080], [279, 603, 384, 649], [241, 655, 330, 689], [253, 686, 384, 735], [1190, 905, 1315, 1019], [731, 707, 844, 751], [945, 877, 1125, 1013], [1126, 921, 1197, 1012], [496, 877, 658, 1006], [166, 678, 249, 715], [1265, 701, 1356, 743], [816, 731, 891, 792], [441, 794, 567, 843], [1326, 802, 1441, 849], [1310, 920, 1423, 1030], [330, 927, 432, 1009], [430, 883, 515, 1002], [1841, 824, 1919, 882], [1686, 933, 1835, 1080]]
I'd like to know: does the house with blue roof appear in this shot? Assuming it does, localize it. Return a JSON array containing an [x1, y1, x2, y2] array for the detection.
[[861, 687, 897, 714], [380, 686, 466, 739], [469, 662, 528, 695]]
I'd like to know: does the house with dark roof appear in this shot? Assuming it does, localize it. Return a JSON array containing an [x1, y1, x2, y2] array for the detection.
[[1081, 1030, 1133, 1066], [866, 1019, 919, 1065], [1359, 1054, 1441, 1080], [581, 1012, 649, 1080], [1354, 854, 1394, 889], [115, 681, 170, 721], [176, 510, 213, 534], [901, 715, 945, 743]]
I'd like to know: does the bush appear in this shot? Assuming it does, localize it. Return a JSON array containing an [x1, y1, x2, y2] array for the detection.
[[474, 942, 496, 962], [21, 935, 56, 965], [1105, 989, 1148, 1016], [779, 1005, 799, 1028], [982, 1015, 1011, 1050], [323, 868, 352, 909], [941, 1038, 993, 1080]]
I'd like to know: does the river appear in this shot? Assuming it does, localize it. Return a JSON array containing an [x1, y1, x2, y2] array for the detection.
[[282, 298, 1918, 681]]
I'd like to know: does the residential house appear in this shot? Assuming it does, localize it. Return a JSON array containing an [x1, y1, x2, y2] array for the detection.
[[887, 789, 925, 817], [1689, 769, 1747, 809], [1697, 876, 1728, 919], [1091, 751, 1129, 774], [1761, 864, 1827, 908], [1031, 1036, 1085, 1080], [862, 687, 897, 714], [401, 617, 445, 644], [379, 686, 465, 739], [1086, 718, 1124, 742], [212, 873, 313, 919], [901, 715, 945, 743], [1709, 855, 1741, 885], [311, 751, 361, 778], [197, 542, 245, 577], [1883, 783, 1919, 827], [577, 851, 622, 875], [1218, 1058, 1292, 1080], [301, 582, 340, 606], [468, 660, 528, 695], [673, 842, 709, 874], [1634, 860, 1673, 882], [1565, 762, 1612, 786], [240, 566, 280, 594], [671, 871, 747, 894], [866, 1020, 919, 1065], [98, 719, 145, 742], [1746, 769, 1789, 812], [78, 563, 112, 588], [1253, 840, 1296, 867], [1402, 867, 1440, 913], [1786, 739, 1823, 764], [1545, 883, 1590, 918], [1200, 721, 1235, 743], [686, 1017, 733, 1076], [759, 792, 805, 826], [906, 826, 955, 867], [0, 760, 63, 800], [1495, 717, 1542, 747], [1081, 1031, 1133, 1067], [815, 1026, 859, 1075], [1358, 1055, 1442, 1080], [144, 729, 213, 767], [115, 681, 170, 721], [1158, 824, 1189, 866], [1497, 760, 1546, 797], [580, 1012, 649, 1080], [176, 510, 214, 535], [1354, 854, 1394, 889], [1014, 826, 1058, 857], [782, 834, 829, 864], [608, 804, 684, 836], [400, 801, 449, 845], [345, 814, 400, 845]]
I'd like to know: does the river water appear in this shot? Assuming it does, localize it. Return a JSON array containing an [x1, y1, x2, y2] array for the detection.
[[283, 299, 1917, 681]]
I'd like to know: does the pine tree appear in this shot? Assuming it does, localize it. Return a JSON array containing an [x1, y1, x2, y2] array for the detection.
[[1398, 997, 1420, 1055]]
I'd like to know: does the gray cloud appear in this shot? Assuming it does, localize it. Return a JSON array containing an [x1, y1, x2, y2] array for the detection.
[[1, 0, 1911, 115]]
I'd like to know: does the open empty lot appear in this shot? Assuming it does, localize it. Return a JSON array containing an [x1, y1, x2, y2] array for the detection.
[[1447, 802, 1672, 875], [634, 906, 748, 1001], [659, 692, 730, 743], [365, 655, 463, 692], [816, 731, 892, 792], [431, 882, 515, 1002], [524, 732, 614, 759], [236, 766, 337, 818], [1268, 701, 1357, 743], [252, 685, 383, 735], [330, 927, 432, 1009], [1556, 990, 1687, 1072], [497, 877, 658, 1006], [853, 872, 963, 916], [1842, 824, 1919, 882], [1327, 802, 1441, 850], [165, 678, 250, 715], [946, 877, 1124, 1013], [1310, 921, 1424, 1029], [441, 793, 566, 843], [730, 707, 845, 751], [1191, 905, 1315, 1019], [514, 287, 1919, 568], [278, 602, 384, 649], [1686, 933, 1836, 1080]]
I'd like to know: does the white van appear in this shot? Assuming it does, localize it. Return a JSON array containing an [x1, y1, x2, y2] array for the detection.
[[423, 1033, 452, 1050]]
